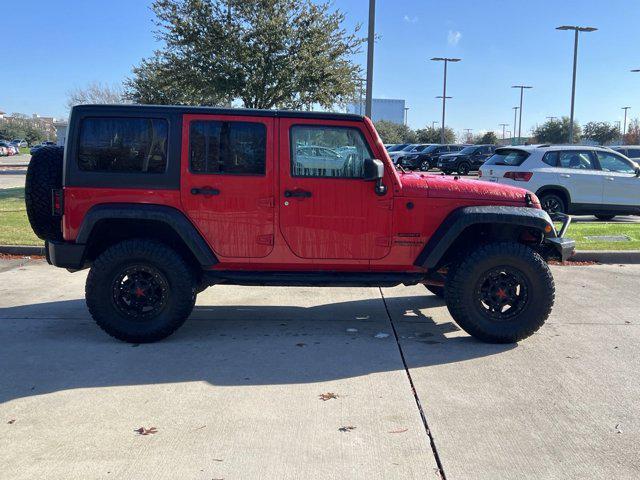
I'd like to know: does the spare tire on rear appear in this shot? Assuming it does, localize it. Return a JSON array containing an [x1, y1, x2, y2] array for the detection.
[[25, 146, 64, 241]]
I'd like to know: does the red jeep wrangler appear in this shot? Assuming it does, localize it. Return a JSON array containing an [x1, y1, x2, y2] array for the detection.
[[25, 105, 573, 344]]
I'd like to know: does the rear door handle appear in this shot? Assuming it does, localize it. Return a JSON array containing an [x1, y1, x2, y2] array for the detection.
[[560, 174, 571, 178], [605, 177, 615, 181], [284, 190, 312, 198], [191, 187, 220, 195]]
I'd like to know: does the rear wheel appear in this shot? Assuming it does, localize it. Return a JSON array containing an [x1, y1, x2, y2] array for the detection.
[[86, 239, 196, 343], [420, 160, 430, 171], [539, 192, 567, 216], [595, 214, 616, 221], [444, 242, 555, 343], [457, 162, 471, 176]]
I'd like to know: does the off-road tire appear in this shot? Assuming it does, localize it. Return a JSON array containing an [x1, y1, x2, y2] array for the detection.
[[25, 146, 64, 240], [595, 214, 616, 221], [457, 162, 471, 176], [86, 239, 197, 343], [425, 285, 445, 298], [539, 193, 567, 216], [444, 242, 555, 343]]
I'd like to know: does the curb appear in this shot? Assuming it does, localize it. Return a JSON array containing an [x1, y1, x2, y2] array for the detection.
[[0, 245, 45, 256], [570, 250, 640, 264]]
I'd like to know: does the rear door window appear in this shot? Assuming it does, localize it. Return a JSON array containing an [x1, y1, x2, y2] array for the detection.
[[78, 117, 168, 173], [558, 151, 596, 170], [596, 151, 637, 174], [189, 121, 266, 175]]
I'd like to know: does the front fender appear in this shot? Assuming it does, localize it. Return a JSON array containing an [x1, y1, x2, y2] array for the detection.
[[414, 206, 573, 268]]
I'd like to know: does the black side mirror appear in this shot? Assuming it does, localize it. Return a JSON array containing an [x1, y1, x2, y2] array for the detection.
[[363, 158, 387, 196], [364, 158, 384, 181], [635, 167, 640, 177]]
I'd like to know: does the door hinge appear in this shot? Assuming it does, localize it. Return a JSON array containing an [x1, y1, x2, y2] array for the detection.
[[257, 234, 274, 246], [258, 196, 275, 208], [375, 237, 391, 247]]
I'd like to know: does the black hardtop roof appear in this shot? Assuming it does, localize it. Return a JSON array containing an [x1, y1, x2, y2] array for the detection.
[[70, 103, 365, 122]]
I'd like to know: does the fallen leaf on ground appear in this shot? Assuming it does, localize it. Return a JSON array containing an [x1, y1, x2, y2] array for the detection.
[[319, 392, 339, 401], [374, 332, 390, 339], [134, 427, 158, 436], [346, 328, 358, 333], [212, 458, 223, 462], [615, 423, 623, 434], [7, 419, 16, 424], [389, 428, 408, 434], [338, 426, 356, 432], [295, 342, 306, 347]]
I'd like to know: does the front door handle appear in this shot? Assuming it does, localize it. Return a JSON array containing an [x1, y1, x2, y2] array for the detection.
[[560, 174, 571, 178], [191, 187, 220, 195], [284, 189, 312, 198], [605, 177, 615, 181]]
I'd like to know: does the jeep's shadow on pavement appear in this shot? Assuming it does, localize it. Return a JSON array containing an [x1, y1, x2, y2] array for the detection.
[[0, 295, 514, 404]]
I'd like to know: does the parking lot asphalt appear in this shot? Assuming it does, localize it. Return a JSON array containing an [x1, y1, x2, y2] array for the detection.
[[1, 261, 639, 479]]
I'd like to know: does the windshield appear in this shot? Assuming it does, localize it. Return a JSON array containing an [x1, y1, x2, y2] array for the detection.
[[421, 145, 439, 153], [458, 146, 479, 155], [387, 143, 408, 152], [484, 149, 530, 166], [402, 144, 418, 151]]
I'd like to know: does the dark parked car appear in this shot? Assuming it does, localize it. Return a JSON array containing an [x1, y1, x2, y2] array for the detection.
[[30, 141, 57, 155], [437, 144, 497, 175], [611, 146, 640, 160], [399, 144, 468, 171]]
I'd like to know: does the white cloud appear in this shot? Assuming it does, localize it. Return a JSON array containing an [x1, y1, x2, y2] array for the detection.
[[403, 15, 418, 24], [447, 30, 462, 46]]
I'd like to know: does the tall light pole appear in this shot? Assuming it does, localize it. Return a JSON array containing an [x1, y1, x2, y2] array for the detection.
[[365, 0, 376, 118], [622, 106, 631, 141], [431, 57, 461, 143], [556, 25, 597, 143], [499, 123, 509, 141], [463, 128, 473, 143], [512, 106, 519, 145], [546, 116, 558, 121], [431, 121, 439, 129], [403, 107, 409, 126], [512, 85, 532, 144]]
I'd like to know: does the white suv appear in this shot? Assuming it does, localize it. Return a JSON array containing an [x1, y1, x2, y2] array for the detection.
[[479, 145, 640, 220]]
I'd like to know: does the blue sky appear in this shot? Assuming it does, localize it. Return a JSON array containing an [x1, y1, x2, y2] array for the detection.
[[2, 0, 639, 136]]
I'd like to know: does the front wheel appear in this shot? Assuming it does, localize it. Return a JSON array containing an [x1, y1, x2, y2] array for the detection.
[[420, 160, 430, 171], [86, 239, 197, 343], [444, 242, 555, 343], [457, 162, 471, 176]]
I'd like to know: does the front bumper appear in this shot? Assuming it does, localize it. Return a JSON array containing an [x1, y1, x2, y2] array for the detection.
[[45, 240, 87, 270], [543, 213, 575, 262]]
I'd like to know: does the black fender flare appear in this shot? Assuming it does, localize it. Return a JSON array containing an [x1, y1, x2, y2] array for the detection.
[[76, 203, 218, 266], [414, 206, 555, 269]]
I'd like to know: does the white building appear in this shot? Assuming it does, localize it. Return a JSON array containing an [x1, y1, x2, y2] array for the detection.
[[346, 98, 406, 124]]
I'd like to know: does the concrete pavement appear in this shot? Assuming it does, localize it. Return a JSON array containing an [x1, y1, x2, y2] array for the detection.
[[1, 260, 639, 479]]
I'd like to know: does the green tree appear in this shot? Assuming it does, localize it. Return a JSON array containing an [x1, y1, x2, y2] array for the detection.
[[0, 114, 48, 145], [415, 126, 456, 144], [624, 119, 640, 145], [373, 121, 416, 144], [531, 117, 581, 144], [125, 0, 364, 109], [474, 131, 498, 145], [583, 121, 619, 145]]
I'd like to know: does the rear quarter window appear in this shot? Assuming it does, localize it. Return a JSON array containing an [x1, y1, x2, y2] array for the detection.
[[484, 149, 530, 166], [78, 117, 168, 173]]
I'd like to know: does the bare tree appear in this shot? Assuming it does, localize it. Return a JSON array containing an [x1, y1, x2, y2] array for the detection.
[[66, 81, 127, 110]]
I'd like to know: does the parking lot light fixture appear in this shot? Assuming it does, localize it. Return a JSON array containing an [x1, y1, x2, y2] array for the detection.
[[512, 107, 519, 145], [365, 0, 376, 118], [622, 106, 631, 142], [631, 69, 640, 72], [431, 57, 461, 143], [499, 123, 509, 141], [511, 86, 532, 144], [556, 25, 598, 144]]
